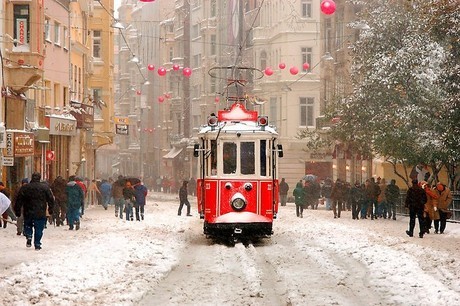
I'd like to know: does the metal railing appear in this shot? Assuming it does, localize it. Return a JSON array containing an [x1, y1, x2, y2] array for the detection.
[[397, 191, 460, 223]]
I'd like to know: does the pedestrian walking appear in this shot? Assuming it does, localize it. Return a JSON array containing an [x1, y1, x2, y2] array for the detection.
[[331, 179, 344, 218], [279, 178, 289, 206], [112, 176, 125, 219], [51, 176, 68, 226], [178, 181, 192, 216], [321, 178, 333, 210], [99, 179, 112, 210], [14, 172, 55, 250], [349, 181, 363, 220], [12, 179, 29, 235], [385, 179, 400, 220], [293, 181, 305, 218], [405, 179, 427, 238], [66, 176, 85, 230], [133, 181, 148, 221], [434, 182, 453, 234], [123, 181, 136, 221]]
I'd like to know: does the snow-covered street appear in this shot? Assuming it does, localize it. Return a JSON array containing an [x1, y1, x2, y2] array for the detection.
[[1, 192, 459, 306]]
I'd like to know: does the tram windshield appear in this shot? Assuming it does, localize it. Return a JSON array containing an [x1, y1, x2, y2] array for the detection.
[[204, 138, 272, 177]]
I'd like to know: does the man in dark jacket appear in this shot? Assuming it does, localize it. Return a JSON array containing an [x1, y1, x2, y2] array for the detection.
[[385, 179, 400, 220], [405, 179, 427, 238], [66, 176, 85, 230], [133, 181, 148, 221], [178, 181, 191, 216], [279, 178, 289, 206], [14, 172, 55, 250]]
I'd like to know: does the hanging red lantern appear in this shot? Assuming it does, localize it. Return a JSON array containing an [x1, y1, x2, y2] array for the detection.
[[290, 66, 299, 75], [158, 96, 165, 103], [164, 93, 171, 99], [321, 0, 336, 15], [158, 67, 167, 76], [136, 90, 142, 95], [147, 64, 155, 71], [215, 96, 220, 103], [278, 63, 286, 69], [148, 128, 154, 133], [302, 62, 310, 70], [264, 67, 273, 76], [172, 64, 180, 71], [183, 67, 192, 77]]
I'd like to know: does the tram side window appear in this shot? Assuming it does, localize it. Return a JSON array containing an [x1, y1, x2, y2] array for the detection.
[[241, 142, 255, 175], [210, 140, 217, 175], [223, 142, 237, 174], [260, 140, 267, 176]]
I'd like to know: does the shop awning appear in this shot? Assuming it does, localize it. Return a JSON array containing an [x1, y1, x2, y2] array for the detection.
[[162, 147, 183, 159]]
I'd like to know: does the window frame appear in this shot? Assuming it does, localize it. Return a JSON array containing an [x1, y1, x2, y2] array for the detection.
[[300, 97, 315, 127]]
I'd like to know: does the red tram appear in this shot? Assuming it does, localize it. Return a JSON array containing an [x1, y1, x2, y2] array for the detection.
[[193, 102, 283, 239]]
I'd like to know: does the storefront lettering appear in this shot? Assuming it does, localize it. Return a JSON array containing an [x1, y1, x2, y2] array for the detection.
[[55, 122, 75, 132]]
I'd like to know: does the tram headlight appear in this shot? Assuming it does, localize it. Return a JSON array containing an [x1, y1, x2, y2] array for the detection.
[[231, 193, 247, 211]]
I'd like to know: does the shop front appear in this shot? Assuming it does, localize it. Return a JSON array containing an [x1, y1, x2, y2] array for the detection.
[[3, 131, 34, 187], [45, 114, 77, 181]]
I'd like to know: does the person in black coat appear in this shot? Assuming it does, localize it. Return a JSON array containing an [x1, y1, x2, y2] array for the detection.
[[178, 181, 192, 216], [405, 179, 427, 238], [14, 172, 55, 250]]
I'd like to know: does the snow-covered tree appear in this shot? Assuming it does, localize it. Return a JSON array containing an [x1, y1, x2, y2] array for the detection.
[[323, 0, 459, 187]]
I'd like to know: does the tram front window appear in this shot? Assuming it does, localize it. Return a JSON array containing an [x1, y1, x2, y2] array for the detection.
[[241, 142, 255, 175], [223, 142, 237, 174]]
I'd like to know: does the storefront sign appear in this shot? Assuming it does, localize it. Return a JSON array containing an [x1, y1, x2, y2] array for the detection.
[[45, 115, 77, 136], [116, 124, 129, 135], [2, 157, 14, 166], [5, 132, 14, 157], [14, 132, 34, 157]]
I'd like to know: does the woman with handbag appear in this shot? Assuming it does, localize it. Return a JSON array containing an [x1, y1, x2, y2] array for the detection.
[[434, 182, 453, 234]]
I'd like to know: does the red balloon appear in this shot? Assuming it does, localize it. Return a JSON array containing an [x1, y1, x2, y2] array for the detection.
[[147, 64, 155, 71], [302, 62, 310, 70], [158, 67, 167, 76], [158, 96, 165, 103], [321, 0, 336, 15], [215, 96, 220, 103], [290, 67, 299, 75], [172, 64, 180, 71], [183, 67, 192, 77], [264, 67, 273, 76], [278, 63, 286, 69]]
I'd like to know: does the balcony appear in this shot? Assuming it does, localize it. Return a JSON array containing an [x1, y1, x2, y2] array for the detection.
[[4, 51, 44, 93]]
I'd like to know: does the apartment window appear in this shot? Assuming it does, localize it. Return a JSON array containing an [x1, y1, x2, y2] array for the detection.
[[269, 97, 277, 124], [192, 24, 200, 39], [301, 0, 312, 18], [169, 47, 173, 62], [193, 54, 201, 68], [260, 51, 267, 70], [44, 18, 51, 42], [210, 34, 216, 55], [54, 83, 60, 107], [210, 0, 217, 17], [13, 5, 30, 48], [93, 30, 101, 59], [63, 27, 69, 50], [54, 22, 61, 45], [93, 88, 103, 119], [300, 97, 315, 127], [301, 47, 312, 71]]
